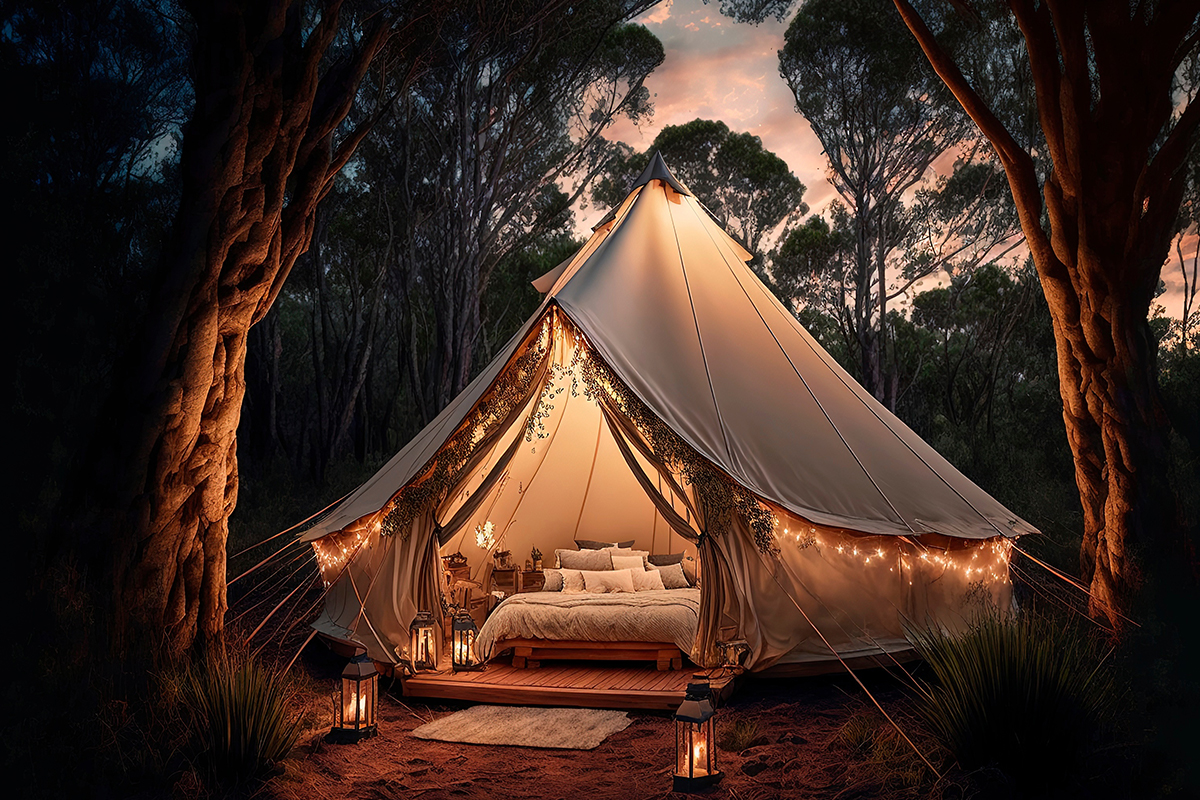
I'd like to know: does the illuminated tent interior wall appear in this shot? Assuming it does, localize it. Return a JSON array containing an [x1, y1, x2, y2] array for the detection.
[[301, 154, 1034, 672]]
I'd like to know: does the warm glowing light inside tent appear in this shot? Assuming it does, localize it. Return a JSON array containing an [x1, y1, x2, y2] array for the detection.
[[474, 520, 495, 550], [772, 521, 1013, 585]]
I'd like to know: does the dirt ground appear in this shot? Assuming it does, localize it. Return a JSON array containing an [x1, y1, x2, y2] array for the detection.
[[256, 646, 972, 800]]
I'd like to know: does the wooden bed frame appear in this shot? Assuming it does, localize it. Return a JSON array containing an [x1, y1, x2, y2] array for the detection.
[[499, 638, 683, 671]]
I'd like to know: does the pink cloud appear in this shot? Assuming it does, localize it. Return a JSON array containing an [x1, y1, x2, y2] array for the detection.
[[591, 0, 831, 231]]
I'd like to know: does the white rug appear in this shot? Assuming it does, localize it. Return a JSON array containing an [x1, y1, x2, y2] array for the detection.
[[411, 705, 631, 750]]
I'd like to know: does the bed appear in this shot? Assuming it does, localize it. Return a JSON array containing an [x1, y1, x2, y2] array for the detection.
[[475, 588, 700, 670]]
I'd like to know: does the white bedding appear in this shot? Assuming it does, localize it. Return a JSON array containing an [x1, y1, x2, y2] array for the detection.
[[475, 588, 700, 660]]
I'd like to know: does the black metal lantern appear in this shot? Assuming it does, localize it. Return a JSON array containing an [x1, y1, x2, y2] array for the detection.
[[673, 681, 722, 792], [451, 609, 483, 672], [409, 610, 438, 672], [327, 653, 378, 743]]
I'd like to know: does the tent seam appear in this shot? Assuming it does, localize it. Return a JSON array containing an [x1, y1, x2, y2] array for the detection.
[[683, 198, 912, 531], [666, 184, 736, 468], [572, 412, 605, 540], [701, 208, 1013, 538]]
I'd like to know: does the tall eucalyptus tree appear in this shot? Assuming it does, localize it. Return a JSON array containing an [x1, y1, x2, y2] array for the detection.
[[61, 0, 440, 663], [593, 118, 808, 255], [373, 0, 663, 423]]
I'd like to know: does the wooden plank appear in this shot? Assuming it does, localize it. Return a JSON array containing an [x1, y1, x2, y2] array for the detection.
[[633, 669, 670, 692], [507, 665, 558, 687], [407, 680, 687, 711], [575, 666, 609, 690], [654, 668, 689, 690], [402, 659, 741, 713], [606, 669, 644, 692], [611, 668, 652, 692], [543, 667, 585, 688]]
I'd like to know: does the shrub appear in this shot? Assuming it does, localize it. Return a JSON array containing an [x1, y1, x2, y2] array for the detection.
[[718, 718, 767, 751], [908, 612, 1118, 785], [178, 654, 302, 787]]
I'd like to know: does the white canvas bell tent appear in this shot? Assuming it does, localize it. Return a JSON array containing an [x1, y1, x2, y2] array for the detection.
[[300, 153, 1033, 673]]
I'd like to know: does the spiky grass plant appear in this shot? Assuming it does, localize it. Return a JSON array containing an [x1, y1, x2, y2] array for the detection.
[[719, 718, 767, 752], [179, 655, 302, 787], [908, 612, 1118, 785]]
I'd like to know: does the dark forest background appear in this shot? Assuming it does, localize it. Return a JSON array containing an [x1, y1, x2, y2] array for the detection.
[[4, 0, 1199, 795], [9, 0, 1195, 582]]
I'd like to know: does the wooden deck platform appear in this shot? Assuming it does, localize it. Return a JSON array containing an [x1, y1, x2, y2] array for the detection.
[[402, 659, 737, 711]]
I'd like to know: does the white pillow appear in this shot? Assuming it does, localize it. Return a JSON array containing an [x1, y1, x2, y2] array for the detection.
[[611, 555, 646, 572], [629, 567, 666, 592], [649, 561, 689, 589], [561, 568, 586, 593], [581, 569, 635, 593]]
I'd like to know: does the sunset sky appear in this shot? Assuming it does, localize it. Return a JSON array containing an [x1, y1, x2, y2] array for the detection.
[[585, 0, 1194, 320]]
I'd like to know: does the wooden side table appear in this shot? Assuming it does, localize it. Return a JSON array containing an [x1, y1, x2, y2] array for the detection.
[[489, 566, 519, 597], [519, 570, 545, 593]]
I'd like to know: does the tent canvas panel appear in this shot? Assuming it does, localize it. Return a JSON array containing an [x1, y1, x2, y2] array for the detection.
[[302, 158, 1026, 673]]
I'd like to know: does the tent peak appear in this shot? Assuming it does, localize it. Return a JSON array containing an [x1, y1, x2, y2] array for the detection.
[[589, 151, 692, 232], [633, 151, 691, 196]]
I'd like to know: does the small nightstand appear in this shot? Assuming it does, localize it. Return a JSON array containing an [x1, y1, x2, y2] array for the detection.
[[518, 570, 545, 593], [489, 566, 519, 596]]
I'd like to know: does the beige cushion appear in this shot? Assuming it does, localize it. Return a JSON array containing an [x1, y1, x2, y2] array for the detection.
[[629, 567, 666, 592], [581, 569, 635, 593], [649, 561, 689, 589], [611, 555, 646, 572], [556, 548, 613, 571], [560, 569, 586, 593], [604, 547, 649, 558], [541, 568, 564, 591], [681, 557, 698, 587]]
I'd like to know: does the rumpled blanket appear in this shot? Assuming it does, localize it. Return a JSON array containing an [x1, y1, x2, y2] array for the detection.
[[475, 588, 700, 659]]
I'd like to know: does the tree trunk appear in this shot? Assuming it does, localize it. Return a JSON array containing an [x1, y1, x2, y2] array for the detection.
[[58, 0, 392, 663], [894, 0, 1200, 631], [1039, 169, 1177, 627]]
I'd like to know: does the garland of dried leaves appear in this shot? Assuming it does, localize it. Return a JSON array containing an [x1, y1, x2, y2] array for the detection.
[[376, 307, 777, 556], [377, 318, 553, 539]]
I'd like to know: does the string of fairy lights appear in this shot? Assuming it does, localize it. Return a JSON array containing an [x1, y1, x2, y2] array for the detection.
[[312, 526, 371, 588], [774, 522, 1013, 586], [309, 308, 1016, 597]]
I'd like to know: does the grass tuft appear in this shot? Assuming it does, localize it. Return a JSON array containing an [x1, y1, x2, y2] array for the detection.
[[718, 717, 767, 751], [908, 611, 1118, 786], [176, 654, 303, 788]]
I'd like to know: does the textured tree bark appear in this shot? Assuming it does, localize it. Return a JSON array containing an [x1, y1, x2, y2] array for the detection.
[[59, 0, 394, 663], [894, 0, 1199, 630]]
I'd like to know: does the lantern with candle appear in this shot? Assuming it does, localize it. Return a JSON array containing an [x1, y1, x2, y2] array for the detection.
[[673, 681, 722, 791], [451, 609, 483, 672], [409, 610, 438, 672], [327, 652, 378, 743]]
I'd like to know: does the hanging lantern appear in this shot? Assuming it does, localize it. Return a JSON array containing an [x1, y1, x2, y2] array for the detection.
[[409, 610, 438, 672], [327, 653, 378, 743], [673, 682, 722, 792], [451, 609, 483, 672]]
